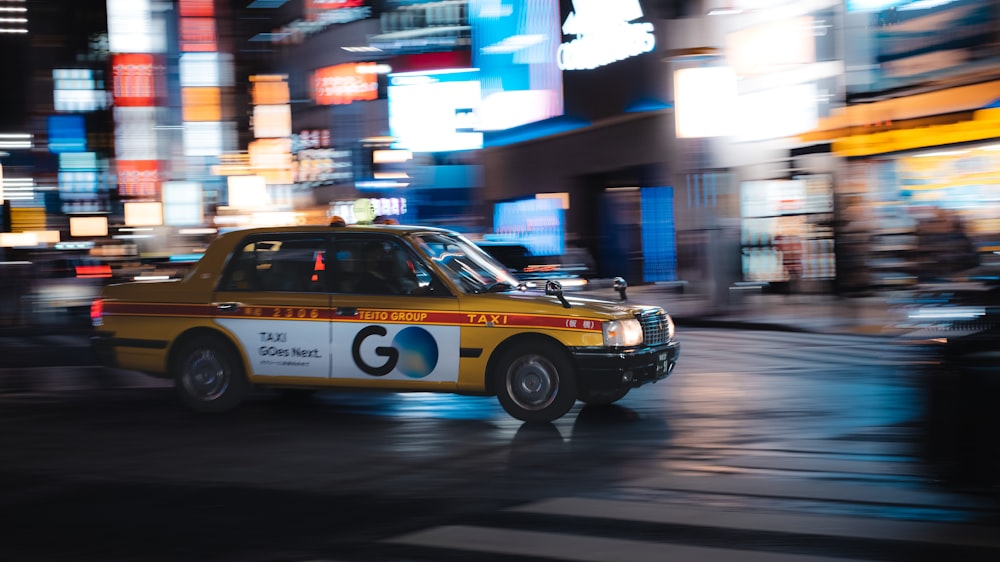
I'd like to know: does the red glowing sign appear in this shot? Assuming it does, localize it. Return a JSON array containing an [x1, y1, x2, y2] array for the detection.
[[117, 160, 161, 198], [112, 54, 157, 107], [307, 0, 365, 13], [179, 0, 215, 17], [312, 63, 378, 105], [180, 17, 218, 52]]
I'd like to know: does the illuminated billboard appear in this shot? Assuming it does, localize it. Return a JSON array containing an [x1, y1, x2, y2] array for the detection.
[[493, 197, 565, 256], [179, 0, 214, 17], [388, 68, 482, 152], [124, 201, 164, 227], [312, 63, 379, 105], [272, 0, 371, 44], [70, 216, 109, 237], [674, 66, 737, 138], [47, 115, 87, 153], [53, 69, 111, 112], [182, 87, 222, 121], [112, 54, 158, 107], [557, 0, 655, 71], [113, 107, 159, 161], [180, 53, 232, 87], [227, 175, 270, 209], [369, 0, 468, 53], [162, 181, 204, 226], [107, 0, 166, 53], [180, 17, 218, 52], [846, 0, 999, 93], [307, 0, 366, 19], [183, 121, 228, 157], [253, 105, 292, 139], [117, 160, 160, 198], [470, 0, 564, 131]]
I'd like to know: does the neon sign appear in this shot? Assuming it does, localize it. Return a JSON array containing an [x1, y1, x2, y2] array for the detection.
[[557, 0, 655, 71], [312, 63, 378, 105]]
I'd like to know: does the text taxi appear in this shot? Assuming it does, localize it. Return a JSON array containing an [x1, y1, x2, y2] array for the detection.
[[91, 224, 679, 422]]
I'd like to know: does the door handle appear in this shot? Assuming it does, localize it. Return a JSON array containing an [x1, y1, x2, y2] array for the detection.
[[335, 307, 358, 316], [215, 302, 241, 312]]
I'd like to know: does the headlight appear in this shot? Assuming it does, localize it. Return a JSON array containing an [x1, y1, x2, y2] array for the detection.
[[666, 314, 675, 340], [603, 318, 643, 347]]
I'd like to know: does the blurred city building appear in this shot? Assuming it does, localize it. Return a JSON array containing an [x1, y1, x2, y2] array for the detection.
[[2, 0, 1000, 326]]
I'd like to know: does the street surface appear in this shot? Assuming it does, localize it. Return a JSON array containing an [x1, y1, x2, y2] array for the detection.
[[1, 328, 997, 561]]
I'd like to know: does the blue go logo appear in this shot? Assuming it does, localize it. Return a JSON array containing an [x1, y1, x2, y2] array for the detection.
[[351, 325, 439, 378]]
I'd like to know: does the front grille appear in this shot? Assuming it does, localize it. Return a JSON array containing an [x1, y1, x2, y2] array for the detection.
[[639, 310, 670, 346]]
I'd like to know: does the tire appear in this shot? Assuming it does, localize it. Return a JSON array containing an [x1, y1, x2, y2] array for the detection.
[[577, 387, 629, 406], [173, 335, 248, 413], [493, 340, 577, 423]]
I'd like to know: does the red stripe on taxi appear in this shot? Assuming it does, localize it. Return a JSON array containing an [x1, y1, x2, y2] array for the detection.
[[332, 309, 602, 331], [103, 303, 602, 331], [103, 302, 333, 320]]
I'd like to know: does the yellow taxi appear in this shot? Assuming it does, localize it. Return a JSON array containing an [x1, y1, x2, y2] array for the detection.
[[91, 223, 679, 422]]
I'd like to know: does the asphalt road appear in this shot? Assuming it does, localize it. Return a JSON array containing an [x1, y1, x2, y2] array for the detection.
[[1, 329, 997, 562]]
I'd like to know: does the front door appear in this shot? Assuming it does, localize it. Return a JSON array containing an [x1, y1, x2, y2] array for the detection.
[[324, 234, 461, 388]]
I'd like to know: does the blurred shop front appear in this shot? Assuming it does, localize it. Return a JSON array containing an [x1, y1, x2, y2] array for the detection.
[[822, 0, 1000, 291], [801, 0, 1000, 291], [836, 124, 1000, 289]]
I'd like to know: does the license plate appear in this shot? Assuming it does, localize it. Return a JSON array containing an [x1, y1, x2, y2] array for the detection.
[[656, 353, 668, 374]]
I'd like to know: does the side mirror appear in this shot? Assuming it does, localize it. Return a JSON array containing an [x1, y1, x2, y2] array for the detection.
[[545, 279, 571, 308], [613, 277, 628, 301]]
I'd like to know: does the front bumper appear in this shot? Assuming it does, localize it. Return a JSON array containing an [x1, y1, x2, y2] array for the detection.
[[570, 340, 680, 393]]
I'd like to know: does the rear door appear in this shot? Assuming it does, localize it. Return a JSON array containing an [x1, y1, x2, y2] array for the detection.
[[212, 232, 332, 379]]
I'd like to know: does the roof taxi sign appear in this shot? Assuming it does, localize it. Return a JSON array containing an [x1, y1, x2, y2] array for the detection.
[[557, 0, 655, 71]]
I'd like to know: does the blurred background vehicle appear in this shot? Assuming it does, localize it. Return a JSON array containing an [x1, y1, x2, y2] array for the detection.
[[0, 245, 202, 329], [895, 263, 1000, 489], [475, 241, 595, 291], [18, 249, 110, 328]]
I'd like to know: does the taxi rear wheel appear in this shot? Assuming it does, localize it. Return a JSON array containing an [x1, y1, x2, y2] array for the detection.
[[173, 336, 247, 413], [578, 387, 629, 406], [494, 341, 577, 423]]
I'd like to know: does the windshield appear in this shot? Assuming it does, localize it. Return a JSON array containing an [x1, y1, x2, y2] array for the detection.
[[410, 232, 522, 294]]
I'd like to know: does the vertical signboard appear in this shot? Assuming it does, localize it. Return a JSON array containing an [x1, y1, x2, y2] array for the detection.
[[470, 0, 564, 131], [108, 0, 166, 203]]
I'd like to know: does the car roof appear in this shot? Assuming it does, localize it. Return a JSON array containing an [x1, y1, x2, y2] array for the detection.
[[217, 223, 460, 241]]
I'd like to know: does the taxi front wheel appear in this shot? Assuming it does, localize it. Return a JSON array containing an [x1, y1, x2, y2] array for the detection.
[[173, 336, 248, 413], [494, 341, 577, 423]]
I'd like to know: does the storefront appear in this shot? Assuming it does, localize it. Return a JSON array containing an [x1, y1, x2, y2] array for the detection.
[[739, 175, 836, 292], [804, 82, 1000, 289], [842, 140, 1000, 288]]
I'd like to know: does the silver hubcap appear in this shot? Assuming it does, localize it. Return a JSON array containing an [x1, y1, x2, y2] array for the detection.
[[506, 354, 558, 411], [182, 349, 229, 401]]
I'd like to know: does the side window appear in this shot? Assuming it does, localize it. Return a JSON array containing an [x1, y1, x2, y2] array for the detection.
[[219, 236, 328, 293], [330, 237, 438, 296]]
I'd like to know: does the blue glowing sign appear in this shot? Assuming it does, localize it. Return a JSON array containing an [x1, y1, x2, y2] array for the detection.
[[493, 197, 565, 256], [470, 0, 564, 131], [47, 115, 87, 153]]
